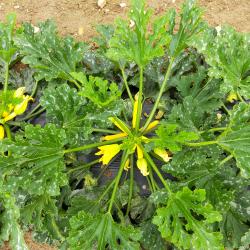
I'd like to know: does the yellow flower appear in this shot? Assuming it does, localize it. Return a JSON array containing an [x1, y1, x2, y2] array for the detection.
[[95, 144, 121, 165], [154, 148, 172, 162], [102, 132, 127, 141], [137, 158, 149, 176], [142, 120, 159, 133], [14, 96, 33, 115], [132, 93, 140, 128], [136, 144, 149, 176], [14, 87, 26, 98], [0, 125, 4, 140], [3, 112, 17, 122], [227, 92, 238, 103], [124, 159, 130, 171]]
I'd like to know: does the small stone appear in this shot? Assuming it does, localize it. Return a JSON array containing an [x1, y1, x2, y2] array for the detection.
[[97, 0, 106, 9], [142, 185, 147, 190], [129, 19, 135, 28], [119, 3, 126, 8], [13, 5, 20, 9], [33, 26, 40, 33], [78, 26, 84, 35]]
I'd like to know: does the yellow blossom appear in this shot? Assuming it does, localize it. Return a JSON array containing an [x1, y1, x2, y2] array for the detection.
[[14, 87, 26, 98], [136, 144, 143, 159], [124, 159, 130, 171], [0, 125, 4, 140], [154, 148, 172, 162], [132, 93, 140, 128], [227, 92, 238, 103], [142, 120, 159, 133], [102, 132, 127, 141], [14, 96, 33, 115], [95, 144, 121, 165], [137, 158, 149, 176], [3, 112, 17, 122]]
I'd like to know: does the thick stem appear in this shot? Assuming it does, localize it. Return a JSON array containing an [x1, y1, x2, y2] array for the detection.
[[185, 140, 218, 147], [64, 138, 124, 154], [237, 90, 246, 103], [92, 128, 119, 134], [121, 67, 134, 104], [220, 154, 234, 166], [108, 150, 129, 213], [4, 63, 9, 94], [21, 107, 46, 121], [200, 127, 227, 134], [141, 57, 175, 132], [135, 67, 144, 131], [141, 146, 172, 194], [97, 180, 116, 203], [67, 159, 99, 174], [126, 155, 134, 216]]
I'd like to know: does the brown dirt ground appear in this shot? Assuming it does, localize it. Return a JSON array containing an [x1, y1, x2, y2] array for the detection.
[[0, 0, 249, 249]]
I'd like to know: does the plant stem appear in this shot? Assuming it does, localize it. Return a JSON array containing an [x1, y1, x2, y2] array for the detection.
[[135, 67, 144, 131], [220, 154, 234, 166], [126, 155, 134, 216], [64, 138, 124, 154], [3, 124, 12, 156], [70, 78, 81, 89], [237, 90, 246, 103], [222, 103, 230, 115], [121, 67, 134, 104], [141, 146, 172, 194], [148, 165, 156, 192], [67, 159, 99, 174], [108, 150, 129, 213], [142, 57, 175, 132], [21, 107, 46, 121], [92, 128, 119, 134], [146, 176, 154, 193], [185, 140, 218, 147], [97, 179, 116, 203], [4, 63, 9, 94], [31, 81, 38, 97], [200, 127, 227, 134]]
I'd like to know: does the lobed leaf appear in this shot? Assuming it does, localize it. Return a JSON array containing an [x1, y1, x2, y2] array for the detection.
[[68, 211, 141, 250], [0, 124, 68, 196], [153, 187, 223, 249], [191, 26, 250, 98], [14, 20, 86, 82]]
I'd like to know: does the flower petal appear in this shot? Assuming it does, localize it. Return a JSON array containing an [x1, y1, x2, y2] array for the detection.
[[137, 158, 149, 176], [124, 159, 130, 171], [102, 132, 127, 141], [96, 144, 121, 165], [136, 144, 143, 159], [132, 93, 140, 128], [143, 120, 159, 133], [14, 96, 33, 115], [154, 148, 172, 162], [0, 125, 5, 140]]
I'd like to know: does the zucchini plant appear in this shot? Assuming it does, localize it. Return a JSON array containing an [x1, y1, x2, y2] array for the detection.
[[0, 0, 249, 249]]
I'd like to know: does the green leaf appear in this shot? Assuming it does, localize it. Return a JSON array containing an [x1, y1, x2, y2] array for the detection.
[[168, 68, 222, 132], [0, 182, 28, 250], [153, 187, 223, 250], [0, 13, 17, 65], [168, 0, 205, 57], [154, 123, 200, 152], [14, 20, 86, 83], [217, 103, 250, 178], [0, 124, 68, 196], [40, 84, 92, 146], [107, 0, 171, 67], [191, 26, 250, 98], [72, 72, 121, 107], [68, 212, 141, 250], [140, 221, 168, 250], [240, 230, 250, 250]]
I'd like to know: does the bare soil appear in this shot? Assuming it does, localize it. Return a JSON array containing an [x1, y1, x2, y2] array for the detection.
[[0, 0, 249, 249], [0, 0, 249, 42]]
